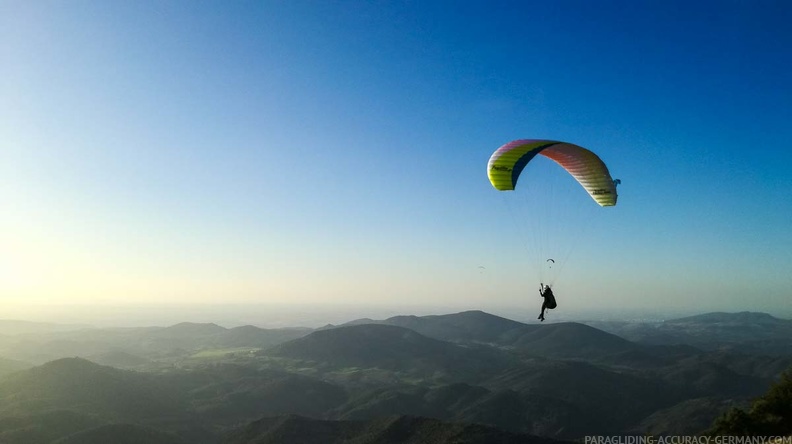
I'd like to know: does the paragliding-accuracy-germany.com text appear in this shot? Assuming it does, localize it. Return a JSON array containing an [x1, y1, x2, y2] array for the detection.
[[585, 437, 792, 444]]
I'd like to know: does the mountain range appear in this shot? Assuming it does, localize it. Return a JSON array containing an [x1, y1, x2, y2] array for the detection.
[[0, 310, 788, 443]]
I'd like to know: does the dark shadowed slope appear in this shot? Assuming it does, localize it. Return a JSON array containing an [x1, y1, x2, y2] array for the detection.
[[54, 423, 186, 444], [331, 385, 453, 421], [696, 351, 792, 380], [329, 382, 597, 438], [501, 322, 639, 358], [0, 410, 105, 444], [659, 358, 769, 397], [224, 414, 565, 444], [628, 397, 738, 436], [594, 344, 703, 369], [484, 359, 675, 434], [186, 368, 348, 422], [327, 358, 690, 439]]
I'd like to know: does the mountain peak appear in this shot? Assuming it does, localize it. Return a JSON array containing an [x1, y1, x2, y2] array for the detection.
[[162, 322, 226, 334], [268, 324, 450, 367], [35, 357, 107, 374], [378, 310, 527, 343], [0, 358, 182, 421]]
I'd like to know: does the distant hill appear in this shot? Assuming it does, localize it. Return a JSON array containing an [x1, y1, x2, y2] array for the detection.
[[152, 322, 227, 337], [266, 324, 512, 380], [356, 310, 529, 343], [224, 414, 564, 444], [588, 312, 792, 356], [0, 327, 161, 364], [0, 358, 185, 420], [212, 325, 311, 349], [340, 313, 646, 360], [142, 322, 228, 350], [268, 324, 449, 367], [669, 312, 786, 325]]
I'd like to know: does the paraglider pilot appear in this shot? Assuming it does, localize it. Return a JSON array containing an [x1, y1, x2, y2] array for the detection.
[[538, 283, 557, 322]]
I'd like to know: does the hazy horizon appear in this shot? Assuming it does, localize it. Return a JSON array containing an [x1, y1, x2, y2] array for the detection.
[[1, 301, 789, 330]]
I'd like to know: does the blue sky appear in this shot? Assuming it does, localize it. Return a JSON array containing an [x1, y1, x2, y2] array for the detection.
[[2, 0, 791, 318]]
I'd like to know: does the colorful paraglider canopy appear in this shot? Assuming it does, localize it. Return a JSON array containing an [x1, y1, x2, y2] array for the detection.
[[487, 139, 618, 206]]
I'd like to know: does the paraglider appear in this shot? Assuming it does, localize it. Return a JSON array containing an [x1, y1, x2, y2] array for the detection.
[[538, 283, 556, 322], [487, 139, 618, 320]]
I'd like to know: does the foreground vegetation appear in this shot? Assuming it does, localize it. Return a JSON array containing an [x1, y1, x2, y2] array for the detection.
[[709, 370, 792, 437]]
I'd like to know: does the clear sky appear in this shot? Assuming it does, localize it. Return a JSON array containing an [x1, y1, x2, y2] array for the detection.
[[2, 0, 791, 319]]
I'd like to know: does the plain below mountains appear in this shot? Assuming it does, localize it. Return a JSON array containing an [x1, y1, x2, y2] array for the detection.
[[587, 311, 792, 355], [0, 321, 311, 365]]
